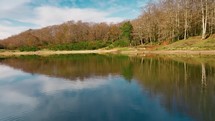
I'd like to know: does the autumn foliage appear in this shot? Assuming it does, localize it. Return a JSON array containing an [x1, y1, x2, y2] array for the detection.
[[0, 0, 215, 50], [0, 21, 123, 50]]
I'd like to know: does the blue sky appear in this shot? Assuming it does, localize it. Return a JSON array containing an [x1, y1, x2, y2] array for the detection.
[[0, 0, 147, 39]]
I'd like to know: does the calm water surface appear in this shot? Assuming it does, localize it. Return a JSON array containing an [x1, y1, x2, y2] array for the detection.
[[0, 54, 214, 121]]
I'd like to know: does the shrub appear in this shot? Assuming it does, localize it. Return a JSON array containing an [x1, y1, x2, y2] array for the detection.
[[112, 39, 130, 47], [0, 44, 4, 49], [48, 41, 110, 50], [19, 46, 40, 52]]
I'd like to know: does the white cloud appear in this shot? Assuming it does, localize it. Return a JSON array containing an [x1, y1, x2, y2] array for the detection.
[[0, 25, 30, 39], [26, 6, 123, 27], [0, 0, 30, 10], [0, 0, 144, 39], [0, 4, 123, 39]]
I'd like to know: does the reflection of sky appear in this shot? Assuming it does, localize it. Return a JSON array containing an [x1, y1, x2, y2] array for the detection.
[[0, 65, 193, 121]]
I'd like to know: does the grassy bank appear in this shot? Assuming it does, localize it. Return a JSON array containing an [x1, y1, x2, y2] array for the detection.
[[157, 35, 215, 50], [0, 49, 120, 57], [0, 35, 215, 57], [1, 48, 215, 57], [13, 40, 130, 52]]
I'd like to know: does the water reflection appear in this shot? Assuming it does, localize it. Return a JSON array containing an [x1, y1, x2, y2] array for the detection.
[[0, 54, 214, 121]]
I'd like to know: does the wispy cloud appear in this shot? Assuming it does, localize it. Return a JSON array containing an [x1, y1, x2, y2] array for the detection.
[[29, 6, 123, 26], [0, 0, 30, 10], [0, 0, 146, 39]]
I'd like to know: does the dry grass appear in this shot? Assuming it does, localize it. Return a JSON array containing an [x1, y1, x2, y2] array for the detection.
[[1, 36, 215, 57], [159, 36, 215, 50], [0, 49, 119, 57]]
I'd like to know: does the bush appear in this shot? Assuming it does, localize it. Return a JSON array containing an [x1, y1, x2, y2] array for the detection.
[[17, 40, 130, 51], [48, 41, 110, 51], [112, 39, 130, 47], [19, 46, 40, 52], [0, 45, 4, 49]]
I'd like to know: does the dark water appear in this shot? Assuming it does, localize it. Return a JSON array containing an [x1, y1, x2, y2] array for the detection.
[[0, 54, 214, 121]]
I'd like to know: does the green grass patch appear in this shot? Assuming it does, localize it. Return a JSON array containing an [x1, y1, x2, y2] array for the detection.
[[158, 36, 215, 50], [0, 49, 5, 52], [107, 39, 130, 49], [48, 41, 110, 51], [19, 46, 40, 52], [113, 39, 130, 47], [48, 40, 130, 51]]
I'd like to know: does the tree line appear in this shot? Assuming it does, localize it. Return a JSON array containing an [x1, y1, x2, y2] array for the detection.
[[132, 0, 215, 44], [0, 21, 134, 50], [0, 0, 214, 50]]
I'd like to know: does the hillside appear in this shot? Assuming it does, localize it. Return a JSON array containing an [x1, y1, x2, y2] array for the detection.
[[0, 0, 215, 52], [0, 21, 126, 50], [158, 35, 215, 50]]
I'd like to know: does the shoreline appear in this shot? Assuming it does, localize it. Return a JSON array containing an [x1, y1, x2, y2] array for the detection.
[[138, 50, 215, 55], [0, 49, 119, 57], [1, 49, 215, 57]]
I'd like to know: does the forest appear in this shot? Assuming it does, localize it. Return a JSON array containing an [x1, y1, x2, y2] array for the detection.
[[0, 0, 215, 51]]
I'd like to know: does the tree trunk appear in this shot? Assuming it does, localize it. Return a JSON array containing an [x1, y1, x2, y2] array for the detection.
[[201, 0, 208, 40], [176, 0, 180, 40], [184, 0, 188, 40]]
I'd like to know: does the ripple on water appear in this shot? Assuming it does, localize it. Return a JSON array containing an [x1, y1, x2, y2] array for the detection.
[[0, 109, 34, 121]]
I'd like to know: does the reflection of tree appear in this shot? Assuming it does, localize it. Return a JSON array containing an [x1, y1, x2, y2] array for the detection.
[[133, 59, 215, 121], [122, 63, 133, 82], [0, 55, 215, 121], [200, 63, 208, 121], [184, 62, 188, 84], [201, 63, 207, 88], [0, 55, 129, 80], [183, 62, 188, 106]]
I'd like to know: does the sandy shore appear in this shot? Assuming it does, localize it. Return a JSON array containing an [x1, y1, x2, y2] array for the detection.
[[0, 49, 119, 57], [0, 49, 215, 57]]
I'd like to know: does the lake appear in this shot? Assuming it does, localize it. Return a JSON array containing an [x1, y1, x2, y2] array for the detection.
[[0, 54, 214, 121]]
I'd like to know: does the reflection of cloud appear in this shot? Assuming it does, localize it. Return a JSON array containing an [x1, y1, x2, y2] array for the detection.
[[0, 65, 26, 80], [0, 65, 38, 119], [0, 64, 113, 120], [0, 86, 38, 120], [0, 64, 112, 95], [33, 75, 112, 94], [0, 64, 113, 105], [0, 90, 37, 107], [0, 90, 38, 120], [0, 64, 38, 118]]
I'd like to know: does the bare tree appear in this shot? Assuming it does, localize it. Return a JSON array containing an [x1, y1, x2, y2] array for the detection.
[[201, 0, 209, 39]]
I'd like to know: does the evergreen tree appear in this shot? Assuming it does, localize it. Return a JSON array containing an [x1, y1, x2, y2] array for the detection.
[[120, 21, 133, 45]]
